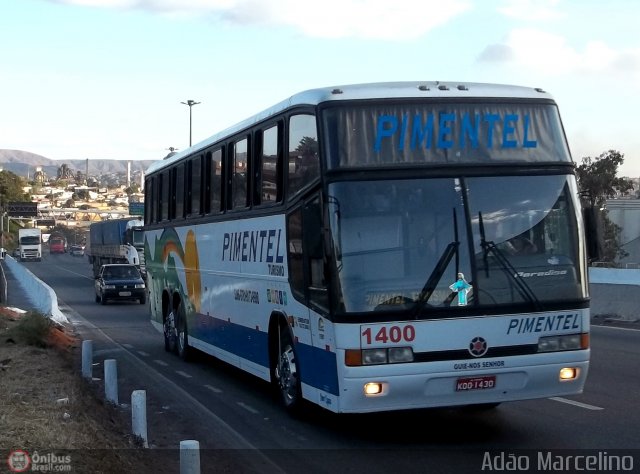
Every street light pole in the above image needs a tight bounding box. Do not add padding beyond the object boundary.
[180,100,201,147]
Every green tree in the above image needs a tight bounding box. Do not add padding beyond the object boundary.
[0,170,30,205]
[575,150,634,207]
[0,171,30,248]
[576,150,634,263]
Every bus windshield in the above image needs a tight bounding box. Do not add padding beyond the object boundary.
[327,174,586,315]
[323,101,571,169]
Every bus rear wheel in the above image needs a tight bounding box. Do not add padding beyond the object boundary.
[176,302,190,361]
[164,310,177,353]
[274,326,302,413]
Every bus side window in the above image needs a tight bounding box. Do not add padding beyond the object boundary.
[232,138,248,210]
[160,170,169,221]
[187,155,202,216]
[260,124,281,205]
[144,177,154,224]
[288,114,319,200]
[304,197,328,310]
[288,197,328,310]
[287,207,304,299]
[210,148,223,214]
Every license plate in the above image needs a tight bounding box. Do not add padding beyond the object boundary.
[119,291,131,296]
[455,375,496,391]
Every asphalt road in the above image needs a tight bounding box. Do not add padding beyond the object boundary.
[19,253,640,474]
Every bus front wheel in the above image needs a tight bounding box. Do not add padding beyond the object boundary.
[274,326,302,413]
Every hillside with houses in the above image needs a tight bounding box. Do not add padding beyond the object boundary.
[0,149,153,249]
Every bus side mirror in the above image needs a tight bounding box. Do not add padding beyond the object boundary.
[303,200,323,259]
[582,205,603,262]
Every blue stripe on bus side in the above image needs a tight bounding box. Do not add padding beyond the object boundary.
[192,313,339,396]
[296,342,339,396]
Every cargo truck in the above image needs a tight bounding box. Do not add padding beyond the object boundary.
[49,233,67,254]
[18,228,42,261]
[86,218,145,278]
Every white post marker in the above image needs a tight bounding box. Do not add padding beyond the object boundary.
[131,390,148,448]
[180,440,201,474]
[104,359,118,405]
[81,340,93,380]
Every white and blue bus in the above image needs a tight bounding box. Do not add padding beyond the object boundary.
[143,81,599,414]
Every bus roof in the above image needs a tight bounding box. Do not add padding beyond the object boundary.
[147,81,554,175]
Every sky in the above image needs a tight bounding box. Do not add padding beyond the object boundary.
[1,0,640,176]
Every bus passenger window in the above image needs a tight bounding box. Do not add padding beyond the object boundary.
[210,149,222,213]
[288,114,319,199]
[261,125,280,204]
[173,164,185,219]
[233,138,248,209]
[160,171,169,221]
[189,155,202,216]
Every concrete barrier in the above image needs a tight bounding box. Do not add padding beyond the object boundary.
[3,256,68,324]
[588,268,640,321]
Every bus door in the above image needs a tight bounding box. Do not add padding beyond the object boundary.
[287,195,329,348]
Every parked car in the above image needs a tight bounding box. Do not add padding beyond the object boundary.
[94,264,146,305]
[69,245,85,256]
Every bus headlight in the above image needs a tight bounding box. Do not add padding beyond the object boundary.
[538,334,585,352]
[388,347,414,363]
[346,347,414,366]
[362,348,388,365]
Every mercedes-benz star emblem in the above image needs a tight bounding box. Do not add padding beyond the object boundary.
[469,336,488,357]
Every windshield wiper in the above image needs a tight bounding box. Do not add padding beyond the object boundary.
[411,208,460,318]
[411,241,459,318]
[478,212,541,310]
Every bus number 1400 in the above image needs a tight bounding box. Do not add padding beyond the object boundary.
[361,325,416,345]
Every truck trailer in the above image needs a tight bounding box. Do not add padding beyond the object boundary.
[18,228,42,261]
[86,218,145,278]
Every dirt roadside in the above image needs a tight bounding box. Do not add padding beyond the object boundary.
[0,307,181,473]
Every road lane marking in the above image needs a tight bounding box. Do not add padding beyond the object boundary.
[592,324,640,332]
[176,370,192,378]
[137,350,150,357]
[550,397,603,410]
[204,384,222,393]
[122,343,134,349]
[153,360,168,366]
[94,348,125,356]
[237,402,259,414]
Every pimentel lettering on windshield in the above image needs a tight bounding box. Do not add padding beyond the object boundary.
[507,313,580,335]
[373,113,537,151]
[222,229,284,263]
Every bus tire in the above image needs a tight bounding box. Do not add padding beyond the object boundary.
[176,302,191,361]
[274,325,303,414]
[164,310,177,353]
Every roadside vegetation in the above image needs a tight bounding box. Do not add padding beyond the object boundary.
[0,307,176,473]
